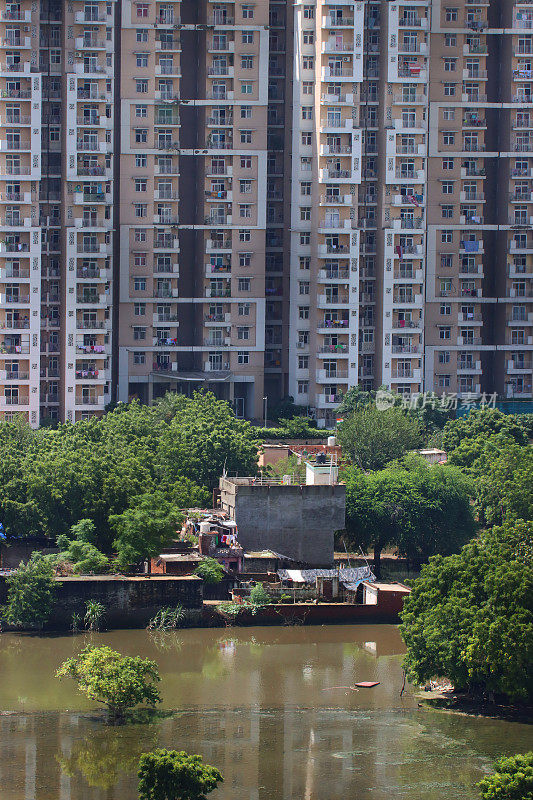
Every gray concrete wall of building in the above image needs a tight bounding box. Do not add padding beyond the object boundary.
[219,479,345,566]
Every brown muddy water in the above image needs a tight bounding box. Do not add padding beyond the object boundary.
[0,625,530,800]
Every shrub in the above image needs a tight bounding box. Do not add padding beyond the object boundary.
[477,752,533,800]
[2,551,56,629]
[138,749,223,800]
[249,583,271,606]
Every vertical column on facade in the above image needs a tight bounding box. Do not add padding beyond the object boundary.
[289,0,363,428]
[425,0,491,400]
[378,0,427,399]
[497,2,533,401]
[63,0,114,422]
[0,0,41,426]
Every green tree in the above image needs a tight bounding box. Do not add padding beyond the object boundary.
[337,404,423,470]
[194,558,225,584]
[477,753,533,800]
[110,493,182,569]
[442,408,529,455]
[56,645,161,721]
[400,520,533,702]
[138,749,223,800]
[343,461,474,576]
[2,551,56,628]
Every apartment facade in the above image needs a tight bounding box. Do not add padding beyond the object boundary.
[0,0,531,428]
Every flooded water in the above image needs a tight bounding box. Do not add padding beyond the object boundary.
[0,625,530,800]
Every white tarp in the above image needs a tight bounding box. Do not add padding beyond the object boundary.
[278,566,374,584]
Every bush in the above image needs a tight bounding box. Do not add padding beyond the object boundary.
[138,749,223,800]
[2,551,56,629]
[477,752,533,800]
[194,558,224,584]
[249,583,271,606]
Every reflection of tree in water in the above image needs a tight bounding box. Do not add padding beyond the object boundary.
[148,630,183,653]
[57,726,158,789]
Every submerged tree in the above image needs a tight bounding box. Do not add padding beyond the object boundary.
[138,749,223,800]
[56,645,161,722]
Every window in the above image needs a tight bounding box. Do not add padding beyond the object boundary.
[136,29,148,43]
[443,108,455,121]
[136,3,149,18]
[134,253,147,267]
[134,228,146,242]
[133,351,145,364]
[444,58,457,72]
[303,5,314,19]
[134,302,146,316]
[239,204,251,218]
[240,130,252,144]
[299,256,310,270]
[438,375,451,388]
[134,278,147,292]
[439,327,451,340]
[135,104,147,118]
[239,253,251,267]
[438,351,451,364]
[133,326,146,340]
[242,5,254,19]
[302,56,314,70]
[136,79,148,93]
[445,34,457,46]
[301,182,312,196]
[237,351,249,364]
[298,306,310,320]
[443,132,455,145]
[135,178,147,192]
[441,230,453,243]
[242,31,253,44]
[300,207,311,221]
[441,254,453,268]
[240,156,252,169]
[301,132,312,146]
[299,281,310,295]
[135,129,147,143]
[135,154,147,167]
[442,158,454,170]
[300,232,310,245]
[303,31,314,45]
[237,326,250,340]
[238,302,250,316]
[239,229,251,242]
[445,8,458,22]
[440,303,451,315]
[298,355,309,369]
[298,380,309,395]
[444,83,456,96]
[442,205,453,218]
[134,203,147,217]
[136,53,148,68]
[239,180,252,194]
[241,82,253,94]
[302,106,313,120]
[303,81,313,95]
[442,181,454,194]
[241,56,253,69]
[240,105,252,119]
[238,278,251,291]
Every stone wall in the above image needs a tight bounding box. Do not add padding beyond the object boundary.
[0,574,203,631]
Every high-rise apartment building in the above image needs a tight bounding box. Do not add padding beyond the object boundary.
[0,0,531,428]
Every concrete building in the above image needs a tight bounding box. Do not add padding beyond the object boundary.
[0,0,531,427]
[219,461,345,565]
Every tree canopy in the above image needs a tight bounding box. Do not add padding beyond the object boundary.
[342,459,475,575]
[337,403,423,470]
[0,392,258,557]
[400,520,533,702]
[56,645,161,721]
[477,752,533,800]
[138,749,223,800]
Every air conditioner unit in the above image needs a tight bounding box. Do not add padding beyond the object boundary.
[343,57,350,62]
